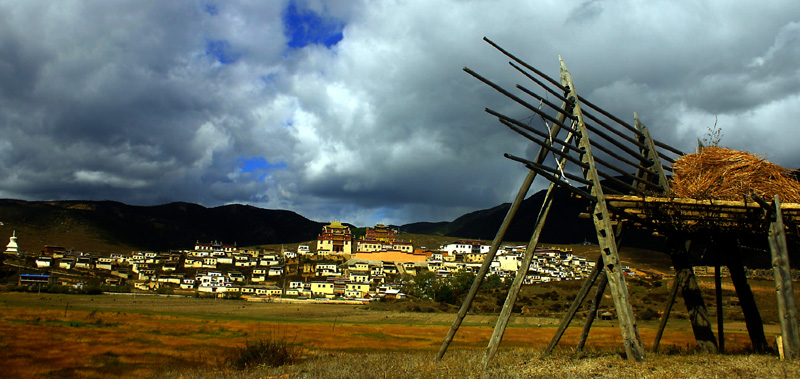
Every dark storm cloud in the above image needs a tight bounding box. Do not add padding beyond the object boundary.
[1,0,799,226]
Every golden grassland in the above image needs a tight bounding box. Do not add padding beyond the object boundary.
[1,292,797,378]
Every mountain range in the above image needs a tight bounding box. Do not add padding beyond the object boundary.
[0,186,599,254]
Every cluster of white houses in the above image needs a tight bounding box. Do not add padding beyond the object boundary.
[5,223,597,298]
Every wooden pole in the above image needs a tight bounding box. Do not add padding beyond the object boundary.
[560,56,644,361]
[652,269,687,352]
[435,170,534,360]
[725,242,769,353]
[542,255,604,356]
[671,240,718,353]
[715,262,725,353]
[482,182,558,367]
[767,196,800,360]
[436,73,571,360]
[577,272,608,351]
[558,221,624,354]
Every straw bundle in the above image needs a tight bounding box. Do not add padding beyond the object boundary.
[670,146,800,203]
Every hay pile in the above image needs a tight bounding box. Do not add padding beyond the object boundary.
[670,146,800,203]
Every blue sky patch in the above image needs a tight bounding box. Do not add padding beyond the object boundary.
[239,157,286,174]
[204,4,218,16]
[282,0,344,49]
[205,39,240,64]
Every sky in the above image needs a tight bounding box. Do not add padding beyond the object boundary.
[1,1,799,227]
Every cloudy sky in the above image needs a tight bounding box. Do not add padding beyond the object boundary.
[1,1,799,226]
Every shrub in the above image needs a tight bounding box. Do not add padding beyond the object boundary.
[637,307,659,321]
[222,292,242,300]
[228,339,300,370]
[156,286,174,295]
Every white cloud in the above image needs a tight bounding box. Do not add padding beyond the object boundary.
[1,0,799,225]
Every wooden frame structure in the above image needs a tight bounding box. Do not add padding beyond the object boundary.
[435,38,800,365]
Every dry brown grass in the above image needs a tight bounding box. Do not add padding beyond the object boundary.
[158,349,800,379]
[671,146,800,203]
[1,283,795,378]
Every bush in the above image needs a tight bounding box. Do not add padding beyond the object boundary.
[156,286,174,295]
[228,339,300,370]
[222,292,242,300]
[637,307,660,321]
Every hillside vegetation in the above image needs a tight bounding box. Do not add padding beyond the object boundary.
[0,199,324,253]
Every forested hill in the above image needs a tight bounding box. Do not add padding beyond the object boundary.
[0,199,325,253]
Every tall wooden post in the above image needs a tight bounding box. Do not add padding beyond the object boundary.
[560,57,644,361]
[541,255,604,356]
[724,240,768,353]
[670,239,718,353]
[436,94,569,361]
[767,196,800,360]
[652,269,687,352]
[577,272,608,351]
[715,262,725,353]
[436,169,534,360]
[483,183,559,367]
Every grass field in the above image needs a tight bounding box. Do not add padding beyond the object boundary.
[1,292,796,378]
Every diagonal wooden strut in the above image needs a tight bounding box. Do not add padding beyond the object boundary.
[435,98,569,361]
[482,110,580,367]
[560,56,645,361]
[544,221,624,356]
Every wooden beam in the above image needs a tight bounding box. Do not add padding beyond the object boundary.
[435,169,535,361]
[652,268,687,352]
[767,196,800,360]
[437,71,574,361]
[542,255,604,355]
[715,262,725,353]
[577,271,608,352]
[671,241,719,353]
[483,119,581,367]
[725,242,769,353]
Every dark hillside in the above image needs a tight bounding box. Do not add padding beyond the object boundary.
[0,199,324,253]
[399,187,598,244]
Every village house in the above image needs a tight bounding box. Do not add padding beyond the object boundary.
[59,257,76,270]
[111,268,129,279]
[349,271,369,283]
[138,269,156,281]
[156,274,183,285]
[185,256,203,268]
[235,257,257,267]
[202,257,218,268]
[135,281,160,291]
[180,278,195,290]
[251,268,267,283]
[194,241,237,253]
[259,255,280,266]
[227,271,245,282]
[316,263,339,277]
[216,256,234,265]
[197,271,231,292]
[96,257,114,270]
[162,262,179,272]
[76,256,93,270]
[345,282,370,298]
[310,281,335,297]
[35,256,52,268]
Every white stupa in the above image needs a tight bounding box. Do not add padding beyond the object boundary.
[5,231,19,255]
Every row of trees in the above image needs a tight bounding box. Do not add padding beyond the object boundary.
[400,271,509,305]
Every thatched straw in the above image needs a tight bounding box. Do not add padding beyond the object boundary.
[670,146,800,203]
